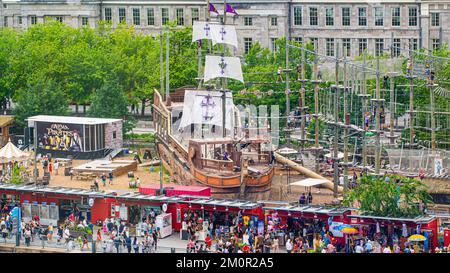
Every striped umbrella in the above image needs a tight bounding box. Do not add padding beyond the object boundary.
[408,234,426,242]
[341,227,359,235]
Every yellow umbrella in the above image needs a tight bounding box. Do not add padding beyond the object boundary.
[408,234,426,242]
[341,227,359,235]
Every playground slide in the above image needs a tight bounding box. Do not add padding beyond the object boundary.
[275,153,343,193]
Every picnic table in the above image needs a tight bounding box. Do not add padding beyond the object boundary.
[74,172,96,181]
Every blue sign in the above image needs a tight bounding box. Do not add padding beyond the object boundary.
[11,207,22,232]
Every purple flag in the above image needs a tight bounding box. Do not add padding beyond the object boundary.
[225,4,239,16]
[209,3,219,14]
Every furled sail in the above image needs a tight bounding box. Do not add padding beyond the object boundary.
[204,55,244,83]
[178,90,234,131]
[210,24,238,48]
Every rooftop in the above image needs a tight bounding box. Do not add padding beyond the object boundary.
[27,115,122,125]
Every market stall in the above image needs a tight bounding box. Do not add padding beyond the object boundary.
[348,214,439,252]
[179,197,263,241]
[263,204,353,248]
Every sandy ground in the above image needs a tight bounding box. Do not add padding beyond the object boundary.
[268,167,336,205]
[34,156,170,193]
[26,156,336,204]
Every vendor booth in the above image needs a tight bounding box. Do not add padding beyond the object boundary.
[27,115,123,159]
[348,214,439,252]
[179,198,263,240]
[263,204,353,248]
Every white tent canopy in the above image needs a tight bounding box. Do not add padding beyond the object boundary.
[0,139,31,163]
[276,147,298,155]
[290,178,330,187]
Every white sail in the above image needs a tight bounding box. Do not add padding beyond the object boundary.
[210,24,238,48]
[204,55,244,83]
[178,90,234,132]
[192,21,217,42]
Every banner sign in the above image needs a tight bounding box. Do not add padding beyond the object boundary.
[36,121,84,152]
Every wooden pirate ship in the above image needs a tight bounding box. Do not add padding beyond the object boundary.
[152,8,274,197]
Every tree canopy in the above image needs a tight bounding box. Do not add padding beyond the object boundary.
[343,174,433,218]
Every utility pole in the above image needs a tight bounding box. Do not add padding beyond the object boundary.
[374,56,382,175]
[429,51,436,152]
[300,38,307,150]
[285,36,291,146]
[312,51,321,173]
[408,49,415,173]
[343,56,349,193]
[389,72,396,145]
[361,52,368,168]
[333,41,340,198]
[165,31,170,102]
[160,31,164,99]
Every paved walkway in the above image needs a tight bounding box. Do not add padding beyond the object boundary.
[0,231,187,253]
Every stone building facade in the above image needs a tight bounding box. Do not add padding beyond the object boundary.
[0,0,448,57]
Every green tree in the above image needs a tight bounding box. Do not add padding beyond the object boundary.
[13,79,69,128]
[343,174,433,218]
[87,79,136,133]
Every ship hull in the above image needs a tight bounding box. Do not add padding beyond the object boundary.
[157,141,273,198]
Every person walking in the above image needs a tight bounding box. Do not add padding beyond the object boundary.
[114,234,121,253]
[101,174,107,187]
[133,236,139,253]
[108,172,113,185]
[47,223,53,242]
[24,227,31,247]
[125,235,132,253]
[54,161,59,175]
[286,238,293,253]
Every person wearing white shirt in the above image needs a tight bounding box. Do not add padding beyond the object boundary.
[286,239,293,253]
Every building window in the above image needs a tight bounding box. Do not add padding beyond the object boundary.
[55,16,63,23]
[325,7,334,26]
[293,6,302,26]
[31,16,37,25]
[375,39,384,57]
[326,38,335,57]
[374,7,384,26]
[176,8,184,26]
[310,37,318,52]
[342,38,351,57]
[409,38,418,51]
[82,17,88,26]
[358,38,367,56]
[147,8,155,26]
[132,8,140,25]
[432,39,440,51]
[113,131,117,139]
[191,8,199,25]
[309,7,318,26]
[270,38,279,52]
[358,7,367,26]
[408,7,417,26]
[392,38,401,57]
[431,13,440,27]
[104,8,112,22]
[342,7,350,26]
[161,8,169,25]
[271,16,277,26]
[244,37,253,54]
[244,16,253,26]
[391,7,400,26]
[119,8,126,23]
[293,37,303,44]
[18,16,22,25]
